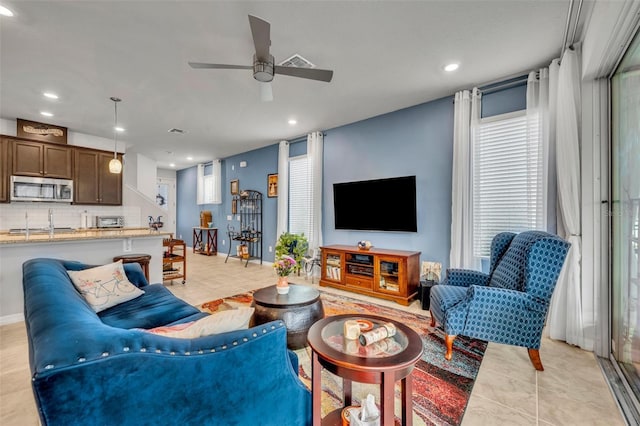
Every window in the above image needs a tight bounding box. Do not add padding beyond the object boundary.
[472,110,543,257]
[288,155,311,238]
[197,161,221,205]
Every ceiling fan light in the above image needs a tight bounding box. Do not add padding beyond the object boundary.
[253,54,274,82]
[109,158,122,174]
[260,82,273,102]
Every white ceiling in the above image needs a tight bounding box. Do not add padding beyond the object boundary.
[0,1,581,170]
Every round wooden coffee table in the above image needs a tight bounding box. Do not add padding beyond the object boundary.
[307,314,423,426]
[251,283,324,349]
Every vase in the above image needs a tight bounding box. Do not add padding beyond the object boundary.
[276,276,290,294]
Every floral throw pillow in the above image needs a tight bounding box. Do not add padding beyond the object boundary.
[67,260,145,313]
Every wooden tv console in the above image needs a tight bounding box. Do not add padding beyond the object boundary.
[319,245,421,306]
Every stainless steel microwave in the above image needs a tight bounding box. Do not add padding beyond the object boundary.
[10,176,73,203]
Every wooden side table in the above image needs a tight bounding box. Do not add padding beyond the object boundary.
[113,253,151,282]
[192,227,218,256]
[307,314,423,426]
[162,238,186,284]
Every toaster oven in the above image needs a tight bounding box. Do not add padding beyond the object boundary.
[96,216,124,228]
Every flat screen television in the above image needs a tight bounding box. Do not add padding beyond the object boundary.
[333,175,417,232]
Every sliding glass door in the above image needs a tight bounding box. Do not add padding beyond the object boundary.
[611,28,640,400]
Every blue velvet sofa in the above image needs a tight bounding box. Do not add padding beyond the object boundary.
[23,258,311,425]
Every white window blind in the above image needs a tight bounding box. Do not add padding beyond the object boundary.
[472,110,543,257]
[289,155,311,238]
[197,161,221,205]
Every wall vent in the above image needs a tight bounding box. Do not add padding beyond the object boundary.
[168,128,185,134]
[278,54,315,68]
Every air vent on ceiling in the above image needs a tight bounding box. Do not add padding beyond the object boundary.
[278,54,315,68]
[168,128,185,134]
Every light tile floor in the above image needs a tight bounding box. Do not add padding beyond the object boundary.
[0,252,625,425]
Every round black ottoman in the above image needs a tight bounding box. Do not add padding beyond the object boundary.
[251,284,324,349]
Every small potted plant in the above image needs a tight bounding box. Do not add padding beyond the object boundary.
[273,255,297,294]
[275,232,308,275]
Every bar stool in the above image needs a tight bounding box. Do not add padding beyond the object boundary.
[113,254,152,282]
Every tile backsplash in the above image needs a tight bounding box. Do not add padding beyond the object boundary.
[0,203,141,230]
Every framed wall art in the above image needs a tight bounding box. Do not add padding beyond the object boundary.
[267,173,278,198]
[230,179,239,195]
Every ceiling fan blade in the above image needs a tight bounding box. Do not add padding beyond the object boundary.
[274,66,333,82]
[248,15,271,61]
[189,62,252,70]
[260,82,273,102]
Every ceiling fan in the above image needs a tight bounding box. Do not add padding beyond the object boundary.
[189,15,334,101]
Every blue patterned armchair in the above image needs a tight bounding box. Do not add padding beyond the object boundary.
[430,231,570,370]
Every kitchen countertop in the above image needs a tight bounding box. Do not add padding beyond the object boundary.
[0,228,172,245]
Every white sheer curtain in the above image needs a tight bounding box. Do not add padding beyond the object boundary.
[450,88,481,269]
[548,48,586,348]
[210,160,222,204]
[307,131,323,255]
[196,163,205,205]
[526,66,557,232]
[276,141,289,239]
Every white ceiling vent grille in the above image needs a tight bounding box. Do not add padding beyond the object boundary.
[168,128,185,134]
[278,54,315,68]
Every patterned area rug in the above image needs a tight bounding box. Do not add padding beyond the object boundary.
[200,289,486,426]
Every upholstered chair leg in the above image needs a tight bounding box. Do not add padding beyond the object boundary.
[445,334,456,360]
[429,310,436,327]
[528,348,544,371]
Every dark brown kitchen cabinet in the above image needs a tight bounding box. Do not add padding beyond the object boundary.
[73,148,122,205]
[12,139,73,179]
[0,138,9,202]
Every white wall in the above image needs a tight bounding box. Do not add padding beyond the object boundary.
[137,154,157,200]
[123,151,158,201]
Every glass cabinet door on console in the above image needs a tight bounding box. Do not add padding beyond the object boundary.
[377,256,405,295]
[322,251,343,284]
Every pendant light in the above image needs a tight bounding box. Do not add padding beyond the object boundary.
[109,96,123,174]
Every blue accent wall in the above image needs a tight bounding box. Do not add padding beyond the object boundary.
[176,84,527,272]
[323,96,454,270]
[222,145,279,262]
[176,165,227,244]
[177,146,279,261]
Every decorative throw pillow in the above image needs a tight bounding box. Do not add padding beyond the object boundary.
[143,307,255,339]
[67,260,145,313]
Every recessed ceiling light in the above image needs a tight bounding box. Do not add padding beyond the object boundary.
[169,163,176,168]
[43,92,59,99]
[0,6,14,17]
[40,111,53,117]
[115,127,125,132]
[444,63,459,72]
[288,119,297,125]
[186,156,193,161]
